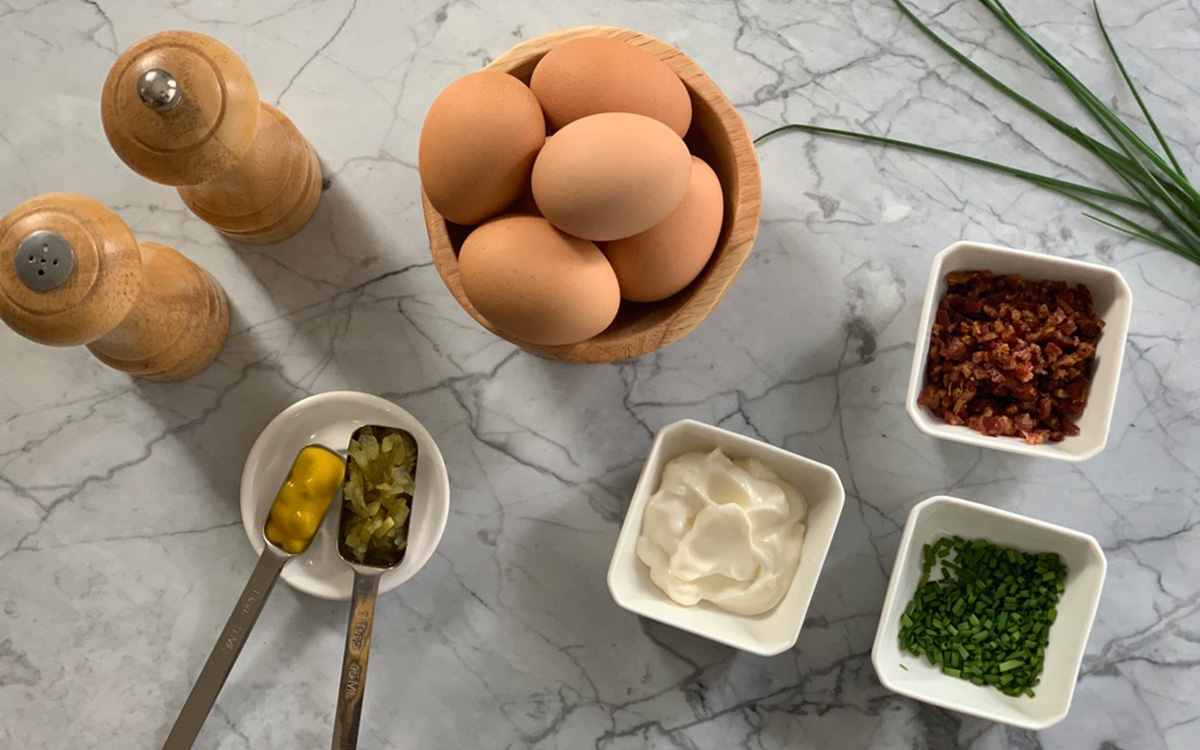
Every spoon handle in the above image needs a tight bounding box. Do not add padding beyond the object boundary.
[162,549,288,750]
[332,571,382,750]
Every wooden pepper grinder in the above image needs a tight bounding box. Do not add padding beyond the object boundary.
[101,30,323,245]
[0,193,230,381]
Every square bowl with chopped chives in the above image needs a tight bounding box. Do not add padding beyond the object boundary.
[872,496,1106,730]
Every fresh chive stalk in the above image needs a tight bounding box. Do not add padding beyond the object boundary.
[753,0,1199,265]
[897,535,1067,697]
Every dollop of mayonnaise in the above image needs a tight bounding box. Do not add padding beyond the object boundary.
[635,448,807,616]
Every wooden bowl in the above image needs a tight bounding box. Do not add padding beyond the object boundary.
[421,26,762,363]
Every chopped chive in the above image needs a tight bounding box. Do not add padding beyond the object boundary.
[895,534,1066,699]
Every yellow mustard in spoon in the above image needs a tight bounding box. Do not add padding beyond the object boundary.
[162,445,345,750]
[265,445,346,553]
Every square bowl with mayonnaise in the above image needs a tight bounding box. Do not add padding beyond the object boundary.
[607,419,845,656]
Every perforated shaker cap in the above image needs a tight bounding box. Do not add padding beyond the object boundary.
[0,194,142,346]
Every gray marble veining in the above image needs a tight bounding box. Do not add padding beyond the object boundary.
[1,0,1198,748]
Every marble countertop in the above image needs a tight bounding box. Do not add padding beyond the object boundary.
[1,0,1198,748]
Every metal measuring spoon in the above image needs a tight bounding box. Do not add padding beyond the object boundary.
[163,445,345,750]
[330,428,416,750]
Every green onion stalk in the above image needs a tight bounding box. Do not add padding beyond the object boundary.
[755,0,1199,265]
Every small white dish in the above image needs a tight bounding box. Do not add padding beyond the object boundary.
[872,495,1106,730]
[906,241,1133,461]
[239,391,450,600]
[607,419,845,656]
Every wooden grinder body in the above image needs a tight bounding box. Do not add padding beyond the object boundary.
[101,31,322,245]
[0,193,229,381]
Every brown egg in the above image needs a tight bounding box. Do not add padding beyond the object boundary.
[530,37,692,137]
[419,72,545,225]
[458,215,620,345]
[601,157,724,302]
[532,113,691,242]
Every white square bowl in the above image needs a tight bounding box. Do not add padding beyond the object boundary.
[872,496,1107,730]
[607,419,845,656]
[906,241,1133,461]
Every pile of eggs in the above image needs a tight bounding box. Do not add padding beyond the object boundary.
[419,37,725,346]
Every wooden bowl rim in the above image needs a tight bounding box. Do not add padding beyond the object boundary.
[422,25,762,363]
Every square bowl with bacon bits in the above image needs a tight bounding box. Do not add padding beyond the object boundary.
[906,241,1132,462]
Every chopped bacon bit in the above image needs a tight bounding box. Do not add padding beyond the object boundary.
[919,270,1104,444]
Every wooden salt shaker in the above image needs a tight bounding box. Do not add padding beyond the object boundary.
[0,193,230,381]
[101,31,323,245]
